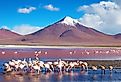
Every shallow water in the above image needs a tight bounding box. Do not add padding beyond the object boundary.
[0,69,121,82]
[0,61,121,82]
[0,47,121,60]
[0,48,121,82]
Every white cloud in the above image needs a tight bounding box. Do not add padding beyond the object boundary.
[44,4,59,11]
[0,26,10,29]
[79,14,103,30]
[18,7,36,14]
[111,0,121,6]
[78,1,121,35]
[12,24,42,35]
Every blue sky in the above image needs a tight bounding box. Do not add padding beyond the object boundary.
[0,0,102,27]
[0,0,121,35]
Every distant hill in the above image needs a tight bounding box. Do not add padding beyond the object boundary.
[0,28,22,44]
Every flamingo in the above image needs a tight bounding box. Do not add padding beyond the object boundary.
[69,51,73,55]
[31,57,44,73]
[86,51,90,55]
[22,58,28,66]
[95,50,99,54]
[73,61,79,67]
[92,66,97,71]
[78,61,86,71]
[9,60,15,67]
[14,51,18,54]
[70,61,80,71]
[29,58,42,74]
[3,63,12,72]
[38,51,41,54]
[46,61,54,71]
[8,60,16,71]
[19,62,26,71]
[56,59,65,72]
[66,62,75,72]
[61,61,68,72]
[8,59,20,71]
[100,65,106,74]
[92,66,97,74]
[39,61,45,68]
[106,51,109,54]
[18,59,28,72]
[44,51,48,55]
[14,60,21,71]
[2,51,5,55]
[53,61,59,72]
[109,66,113,71]
[35,54,39,60]
[109,65,113,74]
[44,63,53,72]
[32,62,41,74]
[80,62,88,71]
[53,61,58,66]
[53,59,64,72]
[34,51,38,54]
[74,50,76,54]
[28,58,33,72]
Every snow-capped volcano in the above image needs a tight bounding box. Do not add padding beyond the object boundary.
[20,16,118,46]
[59,16,81,26]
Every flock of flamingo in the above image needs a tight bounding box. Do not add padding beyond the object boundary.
[2,50,115,75]
[3,56,88,74]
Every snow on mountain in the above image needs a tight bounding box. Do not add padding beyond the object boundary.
[59,16,81,26]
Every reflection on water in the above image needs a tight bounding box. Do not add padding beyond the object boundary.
[31,76,40,82]
[4,75,12,81]
[1,70,121,82]
[56,72,63,80]
[16,75,24,82]
[92,74,97,80]
[0,60,121,82]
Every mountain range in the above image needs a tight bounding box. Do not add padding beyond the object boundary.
[1,16,121,46]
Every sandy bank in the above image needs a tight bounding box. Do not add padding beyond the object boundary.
[1,45,121,49]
